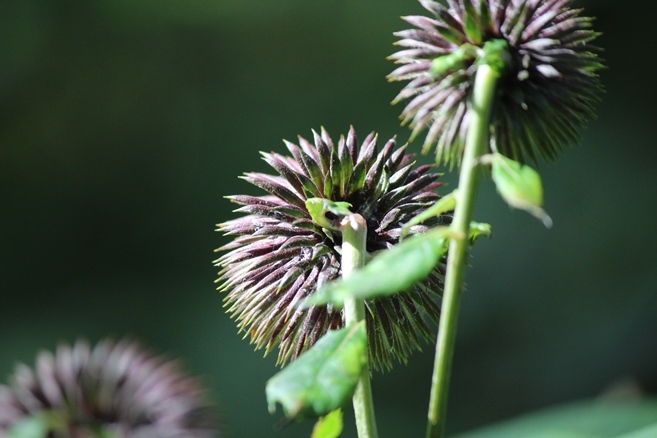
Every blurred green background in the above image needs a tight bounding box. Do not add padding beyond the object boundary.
[1,0,655,436]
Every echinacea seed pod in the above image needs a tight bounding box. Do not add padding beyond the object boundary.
[215,127,451,371]
[0,339,219,437]
[388,0,604,166]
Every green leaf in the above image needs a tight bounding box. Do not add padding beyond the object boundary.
[617,422,657,438]
[490,153,552,228]
[454,399,657,438]
[311,409,343,438]
[305,198,353,231]
[8,412,67,438]
[401,190,458,239]
[266,323,367,419]
[304,227,457,307]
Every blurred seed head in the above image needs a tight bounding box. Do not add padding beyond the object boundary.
[389,0,604,166]
[0,339,219,437]
[215,127,450,371]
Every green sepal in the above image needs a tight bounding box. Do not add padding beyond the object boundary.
[346,159,368,195]
[478,0,492,32]
[469,221,492,242]
[328,146,342,198]
[300,149,325,195]
[311,409,343,438]
[323,173,334,200]
[434,24,465,46]
[305,198,353,231]
[337,142,354,198]
[465,16,482,45]
[489,153,552,228]
[304,227,457,307]
[266,323,367,419]
[401,189,458,239]
[462,0,482,45]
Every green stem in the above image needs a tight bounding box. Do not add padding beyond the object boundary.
[426,64,499,438]
[341,214,378,438]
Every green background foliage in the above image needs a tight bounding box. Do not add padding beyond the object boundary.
[1,1,655,436]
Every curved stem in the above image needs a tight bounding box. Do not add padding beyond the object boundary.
[341,214,378,438]
[426,64,499,438]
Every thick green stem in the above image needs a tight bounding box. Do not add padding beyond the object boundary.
[426,64,499,438]
[341,214,378,438]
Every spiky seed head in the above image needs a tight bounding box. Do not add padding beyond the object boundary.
[0,339,219,437]
[388,0,604,166]
[215,127,450,371]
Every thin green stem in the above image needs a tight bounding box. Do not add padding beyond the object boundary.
[426,64,500,438]
[341,214,378,438]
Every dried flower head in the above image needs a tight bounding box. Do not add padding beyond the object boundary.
[388,0,604,165]
[0,339,219,437]
[215,127,450,371]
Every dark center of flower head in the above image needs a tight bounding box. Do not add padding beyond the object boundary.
[216,126,451,371]
[389,0,604,166]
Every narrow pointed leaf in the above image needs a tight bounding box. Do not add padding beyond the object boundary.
[311,409,343,438]
[491,153,552,227]
[402,189,458,238]
[305,227,457,307]
[266,323,367,419]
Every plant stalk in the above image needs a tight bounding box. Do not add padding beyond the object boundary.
[341,214,378,438]
[426,64,499,438]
